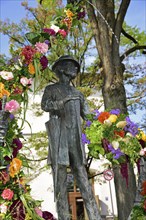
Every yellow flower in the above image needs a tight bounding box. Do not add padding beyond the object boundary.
[9,158,22,178]
[28,63,35,74]
[142,132,146,142]
[108,114,118,123]
[116,121,127,128]
[137,130,146,142]
[65,9,74,18]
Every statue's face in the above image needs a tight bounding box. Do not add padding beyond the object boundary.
[58,61,79,79]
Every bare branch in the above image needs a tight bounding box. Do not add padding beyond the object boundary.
[114,0,131,42]
[122,28,138,44]
[120,45,146,61]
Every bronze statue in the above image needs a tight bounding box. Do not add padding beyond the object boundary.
[41,55,101,220]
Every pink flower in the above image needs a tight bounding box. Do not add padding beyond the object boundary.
[5,100,20,113]
[1,189,14,200]
[58,29,67,38]
[0,71,14,80]
[35,207,43,217]
[140,149,146,156]
[35,42,48,54]
[20,77,33,86]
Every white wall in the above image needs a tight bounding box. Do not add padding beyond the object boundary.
[20,91,118,218]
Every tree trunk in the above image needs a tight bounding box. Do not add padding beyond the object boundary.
[114,164,136,220]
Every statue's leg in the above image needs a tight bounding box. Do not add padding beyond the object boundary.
[72,165,101,220]
[55,164,71,220]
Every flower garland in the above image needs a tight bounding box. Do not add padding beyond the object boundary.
[0,3,85,220]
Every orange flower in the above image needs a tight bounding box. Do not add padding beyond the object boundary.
[98,112,110,123]
[141,181,146,196]
[0,83,10,98]
[9,158,22,178]
[114,130,125,138]
[65,9,74,18]
[28,63,35,74]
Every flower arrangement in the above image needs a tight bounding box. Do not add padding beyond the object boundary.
[82,109,146,183]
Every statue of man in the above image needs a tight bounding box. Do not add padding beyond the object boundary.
[41,55,101,220]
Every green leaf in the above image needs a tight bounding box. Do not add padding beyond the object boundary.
[25,32,41,45]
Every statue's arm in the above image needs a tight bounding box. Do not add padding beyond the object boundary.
[80,93,90,120]
[41,86,64,112]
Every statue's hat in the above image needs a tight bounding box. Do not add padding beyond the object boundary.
[52,55,80,73]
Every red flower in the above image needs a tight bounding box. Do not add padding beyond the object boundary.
[98,112,110,123]
[114,130,125,138]
[21,45,36,64]
[1,188,14,200]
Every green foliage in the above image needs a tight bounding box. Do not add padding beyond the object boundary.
[131,197,146,220]
[121,22,146,54]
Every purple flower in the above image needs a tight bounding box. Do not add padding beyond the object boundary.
[40,55,48,70]
[44,40,51,47]
[9,114,15,120]
[102,138,110,153]
[124,116,139,136]
[42,211,55,220]
[12,55,19,63]
[110,109,121,115]
[11,138,23,157]
[77,10,86,20]
[108,144,124,159]
[81,133,90,145]
[85,120,92,127]
[113,149,125,159]
[43,28,56,36]
[93,109,100,119]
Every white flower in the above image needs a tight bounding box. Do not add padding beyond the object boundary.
[139,149,145,156]
[0,71,14,80]
[104,119,112,126]
[112,141,119,150]
[0,203,7,214]
[50,24,60,33]
[126,132,133,137]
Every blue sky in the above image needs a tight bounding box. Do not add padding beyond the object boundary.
[0,0,145,56]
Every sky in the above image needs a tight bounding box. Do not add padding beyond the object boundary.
[0,0,146,56]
